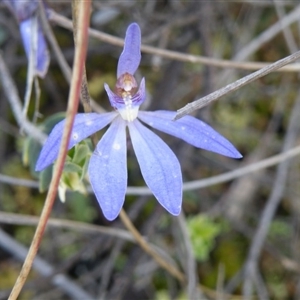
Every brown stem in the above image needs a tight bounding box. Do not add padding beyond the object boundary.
[8,2,91,299]
[119,209,186,283]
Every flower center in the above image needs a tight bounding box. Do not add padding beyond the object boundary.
[115,73,139,122]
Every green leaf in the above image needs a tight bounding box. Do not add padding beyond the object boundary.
[80,156,90,181]
[187,214,222,262]
[72,144,90,165]
[39,166,53,192]
[63,162,82,173]
[60,172,86,194]
[22,136,42,176]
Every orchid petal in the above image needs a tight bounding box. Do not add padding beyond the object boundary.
[131,77,146,106]
[35,112,118,171]
[138,110,242,159]
[20,16,50,77]
[88,116,127,221]
[128,120,182,216]
[104,83,123,109]
[117,23,141,78]
[104,77,146,109]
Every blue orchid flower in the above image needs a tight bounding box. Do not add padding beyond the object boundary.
[36,23,242,221]
[3,0,49,77]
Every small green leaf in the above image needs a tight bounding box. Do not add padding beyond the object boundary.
[187,214,222,262]
[80,156,90,181]
[23,136,42,176]
[72,144,90,165]
[39,166,53,192]
[63,162,82,173]
[61,172,86,194]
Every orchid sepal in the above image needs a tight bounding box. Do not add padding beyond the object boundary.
[117,23,141,78]
[88,116,127,221]
[138,110,242,159]
[128,120,182,216]
[35,112,117,172]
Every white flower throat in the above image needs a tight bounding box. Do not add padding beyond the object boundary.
[119,92,139,122]
[115,73,139,122]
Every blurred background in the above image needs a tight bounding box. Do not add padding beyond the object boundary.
[0,1,300,299]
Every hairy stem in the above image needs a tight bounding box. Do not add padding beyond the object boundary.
[8,2,91,299]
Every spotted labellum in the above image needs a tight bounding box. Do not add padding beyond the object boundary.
[36,23,242,221]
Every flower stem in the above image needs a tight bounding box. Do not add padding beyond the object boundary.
[8,2,91,299]
[72,0,99,148]
[72,0,91,114]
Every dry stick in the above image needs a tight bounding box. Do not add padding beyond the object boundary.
[0,210,182,276]
[127,222,240,300]
[126,143,300,194]
[244,94,300,298]
[0,215,260,300]
[48,10,300,73]
[177,213,201,299]
[72,4,184,281]
[119,209,186,283]
[38,3,104,114]
[38,2,71,82]
[0,228,93,300]
[52,2,186,287]
[7,2,91,299]
[0,53,46,144]
[273,1,298,54]
[215,3,300,90]
[7,201,297,279]
[244,138,299,296]
[3,141,300,195]
[242,66,300,300]
[72,0,91,114]
[0,211,135,242]
[71,4,166,280]
[79,3,188,284]
[71,0,100,148]
[242,10,300,297]
[175,50,300,120]
[233,3,300,62]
